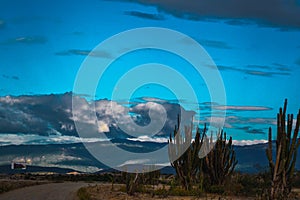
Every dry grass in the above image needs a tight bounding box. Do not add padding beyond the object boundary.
[0,180,48,194]
[81,183,255,200]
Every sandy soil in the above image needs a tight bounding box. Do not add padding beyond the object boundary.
[0,182,91,200]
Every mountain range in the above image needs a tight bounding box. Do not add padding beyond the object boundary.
[0,140,299,174]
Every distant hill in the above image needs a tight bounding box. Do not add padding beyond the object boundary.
[0,140,299,174]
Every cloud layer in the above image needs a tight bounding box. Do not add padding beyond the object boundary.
[124,11,165,20]
[117,0,300,28]
[0,36,47,45]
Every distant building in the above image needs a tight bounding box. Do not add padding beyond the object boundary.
[11,162,26,170]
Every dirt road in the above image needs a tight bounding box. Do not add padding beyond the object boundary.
[0,182,90,200]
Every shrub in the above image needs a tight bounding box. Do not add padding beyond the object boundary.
[77,187,91,200]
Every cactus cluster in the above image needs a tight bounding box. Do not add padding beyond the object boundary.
[168,116,206,191]
[266,99,300,199]
[203,130,238,185]
[169,115,237,190]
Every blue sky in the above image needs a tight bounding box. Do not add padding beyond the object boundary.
[0,0,300,143]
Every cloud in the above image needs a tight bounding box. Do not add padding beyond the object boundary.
[233,139,267,146]
[0,133,108,146]
[139,97,168,103]
[55,49,112,58]
[180,37,233,50]
[213,64,291,77]
[124,11,165,20]
[0,36,47,45]
[235,126,266,134]
[213,105,272,111]
[127,135,168,143]
[272,63,291,72]
[119,158,151,166]
[117,0,300,28]
[0,93,193,143]
[2,74,20,80]
[246,64,291,76]
[199,101,272,112]
[0,92,75,135]
[199,39,233,49]
[224,19,253,26]
[199,115,276,130]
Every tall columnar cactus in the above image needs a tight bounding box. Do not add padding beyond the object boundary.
[203,130,237,185]
[168,115,206,191]
[266,99,300,199]
[121,171,140,195]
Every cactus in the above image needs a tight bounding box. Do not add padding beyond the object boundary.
[266,99,300,199]
[121,171,140,195]
[203,130,238,185]
[168,115,206,191]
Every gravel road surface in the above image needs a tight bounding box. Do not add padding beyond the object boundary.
[0,182,90,200]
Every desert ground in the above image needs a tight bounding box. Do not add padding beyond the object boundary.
[1,180,300,200]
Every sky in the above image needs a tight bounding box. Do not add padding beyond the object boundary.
[0,0,300,146]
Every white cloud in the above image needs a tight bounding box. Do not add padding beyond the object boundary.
[0,134,108,146]
[119,159,151,167]
[0,95,21,104]
[127,135,168,143]
[97,121,110,133]
[233,139,267,146]
[141,97,167,103]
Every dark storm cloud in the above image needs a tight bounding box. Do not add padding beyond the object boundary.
[116,0,300,28]
[55,49,112,58]
[2,74,19,80]
[0,36,47,45]
[124,11,165,20]
[0,93,193,138]
[0,93,74,136]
